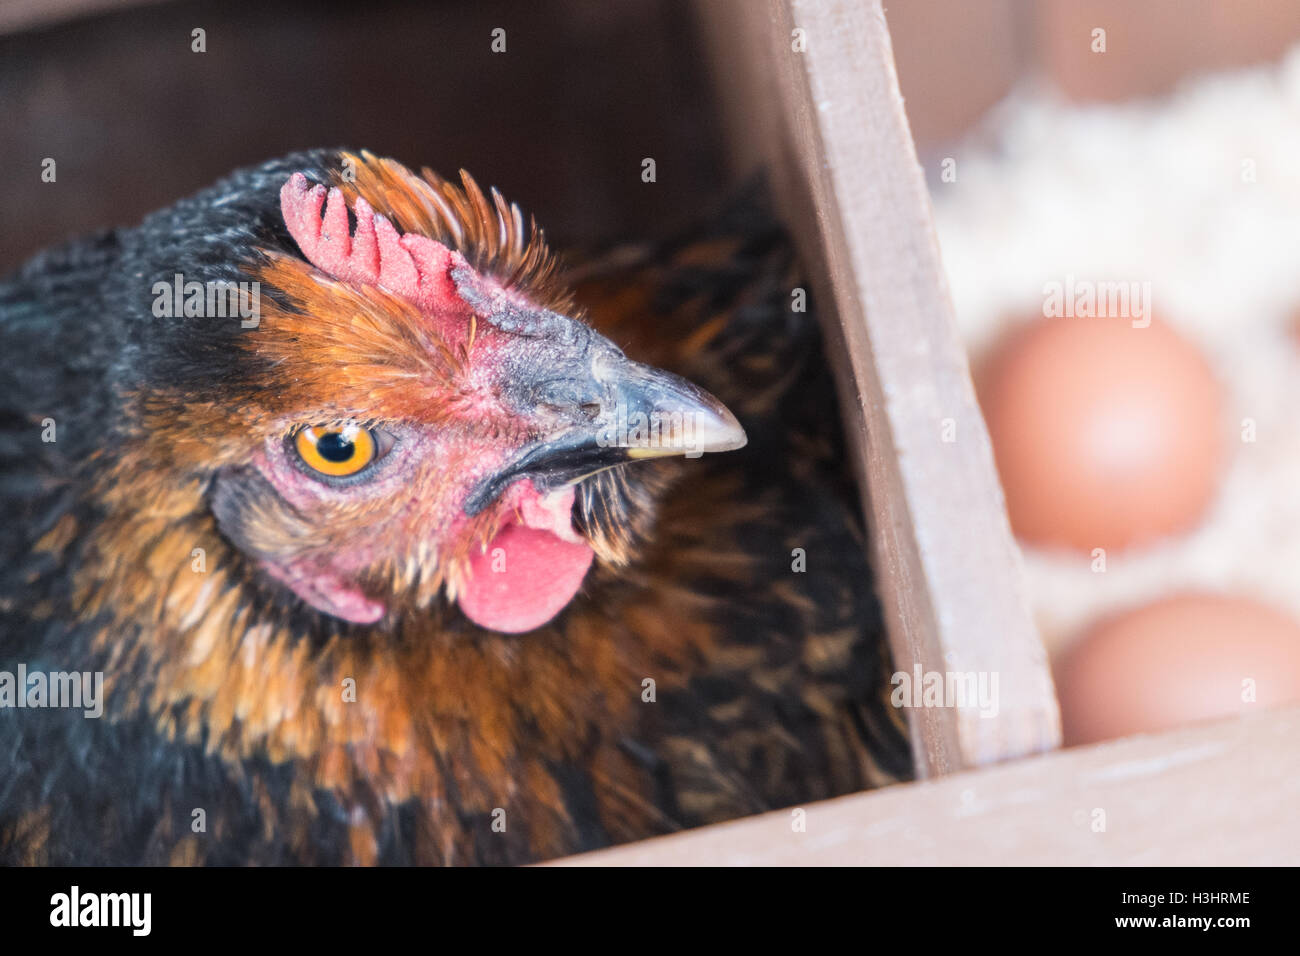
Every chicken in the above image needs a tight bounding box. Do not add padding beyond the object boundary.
[0,149,910,865]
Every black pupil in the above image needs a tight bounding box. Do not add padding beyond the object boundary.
[316,431,355,463]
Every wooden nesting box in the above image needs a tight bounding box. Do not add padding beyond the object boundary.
[559,0,1300,866]
[5,0,1295,867]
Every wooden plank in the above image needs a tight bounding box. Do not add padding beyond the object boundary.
[697,0,1060,774]
[556,704,1300,865]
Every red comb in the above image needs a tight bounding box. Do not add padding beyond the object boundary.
[279,172,461,313]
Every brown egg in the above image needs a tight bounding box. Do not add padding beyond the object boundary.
[1056,594,1300,746]
[978,315,1224,552]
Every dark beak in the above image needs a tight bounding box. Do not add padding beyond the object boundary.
[464,347,746,516]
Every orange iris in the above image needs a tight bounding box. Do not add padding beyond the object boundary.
[294,425,377,477]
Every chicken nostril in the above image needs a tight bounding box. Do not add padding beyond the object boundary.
[536,399,602,423]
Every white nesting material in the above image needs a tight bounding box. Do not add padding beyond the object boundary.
[932,47,1300,652]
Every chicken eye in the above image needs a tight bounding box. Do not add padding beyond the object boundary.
[294,425,377,477]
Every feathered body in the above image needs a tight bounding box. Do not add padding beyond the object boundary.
[0,150,909,864]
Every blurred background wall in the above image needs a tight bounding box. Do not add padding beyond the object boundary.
[4,0,1299,272]
[886,0,1300,151]
[0,0,724,271]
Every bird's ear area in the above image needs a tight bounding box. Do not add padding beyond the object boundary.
[211,465,388,625]
[280,172,470,318]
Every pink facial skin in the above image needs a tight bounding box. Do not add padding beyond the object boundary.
[260,558,387,625]
[250,424,595,633]
[252,171,600,633]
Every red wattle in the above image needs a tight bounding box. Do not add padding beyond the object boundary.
[458,522,594,634]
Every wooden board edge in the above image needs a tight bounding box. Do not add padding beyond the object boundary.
[551,704,1300,865]
[698,0,1063,771]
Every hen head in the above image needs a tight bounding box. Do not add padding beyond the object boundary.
[138,151,744,635]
